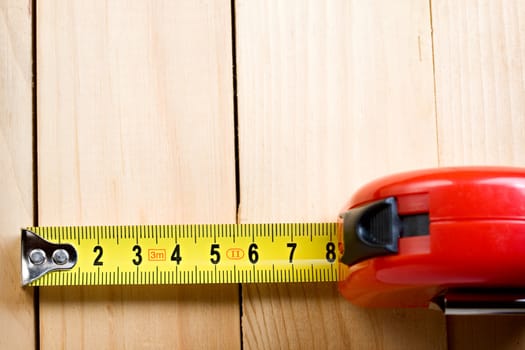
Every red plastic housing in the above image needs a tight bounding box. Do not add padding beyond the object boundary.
[337,167,525,308]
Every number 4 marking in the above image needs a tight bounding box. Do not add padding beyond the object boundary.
[287,242,297,263]
[171,244,182,264]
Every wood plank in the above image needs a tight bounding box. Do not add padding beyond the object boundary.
[433,0,525,166]
[236,1,446,348]
[0,1,34,349]
[37,1,239,348]
[432,1,525,349]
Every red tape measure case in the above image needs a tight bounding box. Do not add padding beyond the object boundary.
[337,167,525,308]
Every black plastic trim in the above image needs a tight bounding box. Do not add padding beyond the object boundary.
[340,197,401,266]
[340,197,430,266]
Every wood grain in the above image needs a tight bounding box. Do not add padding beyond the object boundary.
[433,0,525,166]
[37,1,239,348]
[236,1,446,348]
[0,1,34,348]
[432,1,525,349]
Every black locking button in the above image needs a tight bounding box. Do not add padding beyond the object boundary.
[340,197,430,266]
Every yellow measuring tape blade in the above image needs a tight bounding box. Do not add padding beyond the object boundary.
[25,223,340,286]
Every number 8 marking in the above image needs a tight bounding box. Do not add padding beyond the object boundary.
[325,242,336,263]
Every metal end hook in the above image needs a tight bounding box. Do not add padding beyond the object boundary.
[21,229,77,285]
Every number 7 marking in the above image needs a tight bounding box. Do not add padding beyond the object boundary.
[287,243,297,263]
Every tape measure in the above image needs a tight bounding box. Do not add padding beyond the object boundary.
[21,167,525,315]
[22,223,340,286]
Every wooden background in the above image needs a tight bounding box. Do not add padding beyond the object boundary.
[1,0,525,348]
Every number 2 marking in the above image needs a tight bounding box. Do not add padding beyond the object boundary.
[93,245,103,266]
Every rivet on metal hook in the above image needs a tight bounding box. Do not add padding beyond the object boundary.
[52,249,69,265]
[29,249,46,265]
